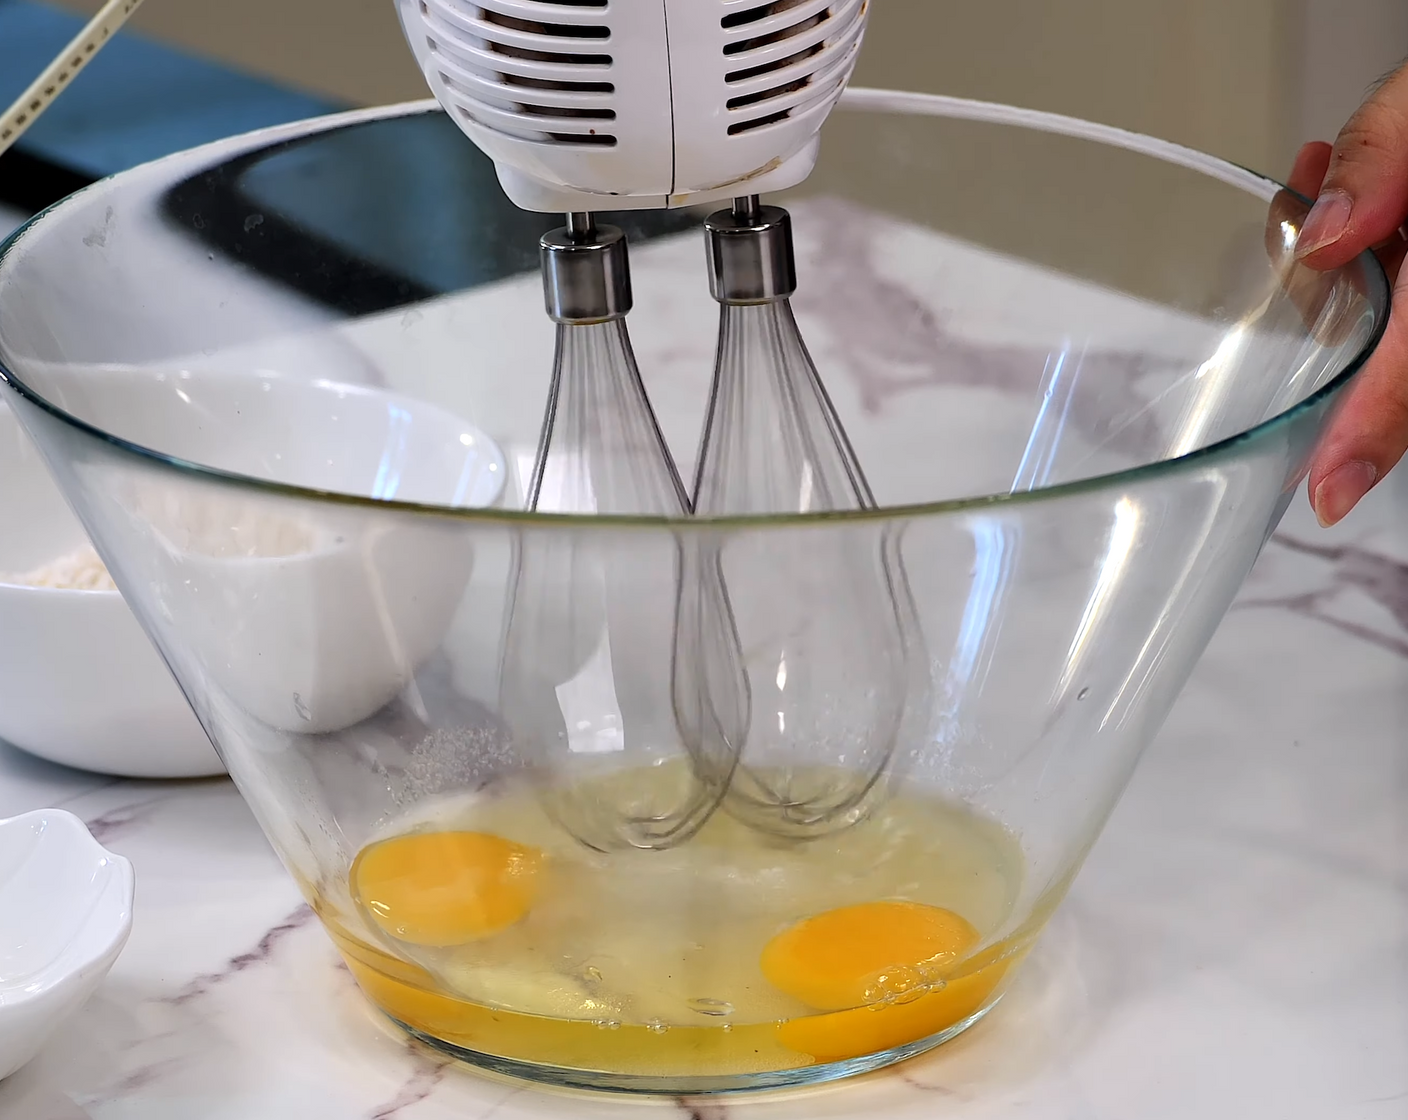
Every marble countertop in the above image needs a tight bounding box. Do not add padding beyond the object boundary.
[0,463,1402,1120]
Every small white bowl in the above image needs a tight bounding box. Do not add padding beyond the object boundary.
[0,809,134,1082]
[0,403,222,778]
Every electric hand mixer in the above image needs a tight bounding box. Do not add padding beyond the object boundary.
[395,0,867,212]
[395,0,923,849]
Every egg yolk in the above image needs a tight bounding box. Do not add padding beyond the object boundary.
[761,900,980,1012]
[352,831,543,947]
[775,955,1014,1063]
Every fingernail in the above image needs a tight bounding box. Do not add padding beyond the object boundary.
[1295,190,1353,259]
[1313,460,1377,526]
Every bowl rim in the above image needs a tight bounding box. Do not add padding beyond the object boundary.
[0,89,1392,530]
[0,579,121,596]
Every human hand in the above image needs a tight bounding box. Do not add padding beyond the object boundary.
[1291,62,1408,526]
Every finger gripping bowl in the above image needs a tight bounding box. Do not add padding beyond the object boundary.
[0,92,1388,1095]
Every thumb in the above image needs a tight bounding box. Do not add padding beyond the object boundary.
[1296,63,1408,269]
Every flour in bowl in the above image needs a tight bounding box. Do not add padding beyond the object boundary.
[0,544,117,591]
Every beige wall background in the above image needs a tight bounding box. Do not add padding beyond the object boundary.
[52,0,1408,180]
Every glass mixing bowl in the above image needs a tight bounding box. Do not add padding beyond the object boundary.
[0,90,1388,1095]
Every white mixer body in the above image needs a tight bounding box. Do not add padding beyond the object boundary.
[396,0,870,212]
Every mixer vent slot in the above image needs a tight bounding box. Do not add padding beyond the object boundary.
[501,73,614,94]
[480,9,609,38]
[484,41,612,66]
[721,0,866,136]
[456,106,618,146]
[421,0,618,147]
[724,4,828,54]
[727,75,810,111]
[726,42,824,86]
[722,0,815,28]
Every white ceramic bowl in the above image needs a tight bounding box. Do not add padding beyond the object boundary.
[6,367,507,742]
[0,403,222,777]
[63,367,507,734]
[0,809,134,1081]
